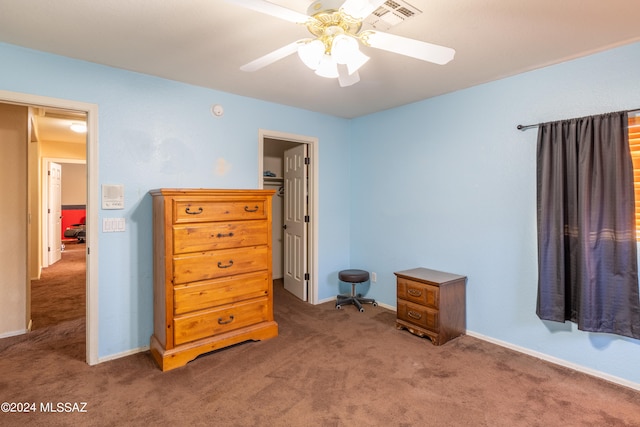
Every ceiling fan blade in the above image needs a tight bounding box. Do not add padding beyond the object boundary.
[240,40,303,72]
[341,0,387,20]
[225,0,310,24]
[363,31,456,65]
[337,64,360,87]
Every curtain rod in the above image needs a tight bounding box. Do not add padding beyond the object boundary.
[516,108,640,131]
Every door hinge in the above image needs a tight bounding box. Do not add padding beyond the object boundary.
[304,273,310,281]
[304,215,310,223]
[304,157,310,165]
[47,246,50,252]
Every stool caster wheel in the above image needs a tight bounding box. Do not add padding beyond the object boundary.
[336,304,342,310]
[359,307,365,313]
[372,302,378,307]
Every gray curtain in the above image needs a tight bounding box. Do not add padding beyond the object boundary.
[536,111,640,339]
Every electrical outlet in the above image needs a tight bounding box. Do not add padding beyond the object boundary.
[371,272,377,283]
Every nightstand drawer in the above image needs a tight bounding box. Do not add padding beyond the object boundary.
[173,199,268,223]
[173,246,268,285]
[397,277,439,308]
[397,299,439,332]
[174,271,269,315]
[173,220,268,254]
[173,297,270,345]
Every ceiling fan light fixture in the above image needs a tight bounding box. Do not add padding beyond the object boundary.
[233,0,455,87]
[331,34,369,74]
[298,39,325,70]
[331,34,358,64]
[314,54,339,78]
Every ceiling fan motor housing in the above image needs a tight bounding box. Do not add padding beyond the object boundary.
[306,0,363,47]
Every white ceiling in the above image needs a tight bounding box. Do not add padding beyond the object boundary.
[1,0,640,119]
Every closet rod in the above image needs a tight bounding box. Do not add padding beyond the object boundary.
[516,108,640,131]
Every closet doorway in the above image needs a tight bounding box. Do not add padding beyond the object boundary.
[259,129,318,305]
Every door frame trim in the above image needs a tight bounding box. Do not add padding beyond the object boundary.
[258,129,319,305]
[0,89,99,366]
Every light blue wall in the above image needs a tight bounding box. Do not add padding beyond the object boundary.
[2,39,640,386]
[0,43,351,358]
[350,42,640,384]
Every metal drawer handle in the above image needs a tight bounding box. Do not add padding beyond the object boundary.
[244,205,259,212]
[408,289,422,297]
[408,310,422,320]
[218,315,235,325]
[185,206,203,215]
[216,232,234,238]
[217,260,234,268]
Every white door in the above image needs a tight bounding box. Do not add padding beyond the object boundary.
[283,144,308,301]
[47,161,62,265]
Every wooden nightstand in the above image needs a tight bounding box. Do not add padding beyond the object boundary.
[395,267,466,345]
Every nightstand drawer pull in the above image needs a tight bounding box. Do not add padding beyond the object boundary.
[408,310,422,320]
[244,205,259,212]
[218,315,235,325]
[216,232,234,238]
[217,260,234,268]
[408,289,422,297]
[185,206,203,215]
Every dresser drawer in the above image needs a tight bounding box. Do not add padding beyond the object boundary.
[173,220,268,254]
[173,246,268,285]
[397,277,439,308]
[397,299,439,332]
[173,199,268,224]
[174,271,269,315]
[173,297,270,345]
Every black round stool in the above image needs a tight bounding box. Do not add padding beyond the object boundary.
[335,269,377,312]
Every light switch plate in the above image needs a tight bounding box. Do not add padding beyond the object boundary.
[103,218,126,232]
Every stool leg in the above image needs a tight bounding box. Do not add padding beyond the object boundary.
[336,280,375,312]
[353,297,364,312]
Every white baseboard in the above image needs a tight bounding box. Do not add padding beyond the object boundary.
[466,330,640,392]
[97,345,149,364]
[0,329,28,339]
[317,296,335,305]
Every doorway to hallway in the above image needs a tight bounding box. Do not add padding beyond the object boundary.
[0,90,99,365]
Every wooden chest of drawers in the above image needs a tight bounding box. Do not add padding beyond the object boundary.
[395,267,466,345]
[149,189,278,371]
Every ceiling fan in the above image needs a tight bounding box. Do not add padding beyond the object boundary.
[226,0,455,87]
